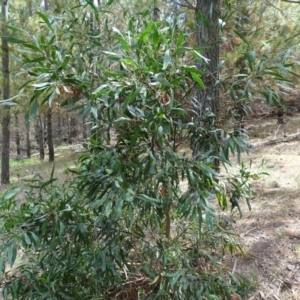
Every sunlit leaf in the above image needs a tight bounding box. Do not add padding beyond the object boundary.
[162,49,170,70]
[37,12,54,33]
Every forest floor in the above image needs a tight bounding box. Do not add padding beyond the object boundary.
[3,116,300,299]
[0,144,83,193]
[224,115,300,300]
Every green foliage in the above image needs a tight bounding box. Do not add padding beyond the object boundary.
[0,9,261,299]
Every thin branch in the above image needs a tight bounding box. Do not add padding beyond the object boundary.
[265,0,286,15]
[281,0,300,3]
[172,0,196,10]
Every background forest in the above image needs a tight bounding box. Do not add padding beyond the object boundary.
[0,0,300,299]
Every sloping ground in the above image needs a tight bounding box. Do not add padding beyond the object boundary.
[0,145,82,195]
[226,116,300,299]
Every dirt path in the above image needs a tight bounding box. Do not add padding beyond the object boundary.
[227,137,300,299]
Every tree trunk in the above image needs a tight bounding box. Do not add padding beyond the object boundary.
[47,108,54,162]
[44,0,48,11]
[1,0,10,184]
[35,115,44,160]
[82,119,87,139]
[26,122,31,158]
[28,0,33,16]
[43,112,47,136]
[15,114,21,156]
[69,116,77,143]
[194,0,220,116]
[192,0,220,164]
[57,105,62,143]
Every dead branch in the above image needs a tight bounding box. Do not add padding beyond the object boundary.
[251,131,300,148]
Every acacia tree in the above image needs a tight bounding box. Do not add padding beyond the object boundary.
[1,0,10,184]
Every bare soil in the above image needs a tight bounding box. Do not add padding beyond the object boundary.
[226,115,300,299]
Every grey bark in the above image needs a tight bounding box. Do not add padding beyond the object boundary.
[192,0,220,163]
[26,122,31,158]
[15,114,21,156]
[28,0,33,16]
[82,120,87,139]
[44,0,49,11]
[194,0,220,118]
[35,115,44,160]
[47,108,54,162]
[57,106,62,143]
[69,116,78,143]
[1,0,10,184]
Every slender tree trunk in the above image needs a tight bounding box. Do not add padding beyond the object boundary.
[26,122,31,158]
[82,120,87,139]
[35,115,44,160]
[57,106,62,143]
[194,0,220,115]
[28,0,33,16]
[43,112,47,136]
[47,108,54,161]
[44,0,48,11]
[193,0,220,166]
[69,116,77,142]
[1,0,10,184]
[15,114,21,156]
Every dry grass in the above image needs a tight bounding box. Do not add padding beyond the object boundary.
[0,144,82,193]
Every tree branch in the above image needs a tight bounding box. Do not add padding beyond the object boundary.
[172,0,196,10]
[281,0,300,3]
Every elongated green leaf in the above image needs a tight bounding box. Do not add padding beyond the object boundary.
[32,82,51,88]
[24,233,31,245]
[7,244,17,267]
[233,29,249,45]
[153,77,172,88]
[23,43,40,51]
[182,66,203,75]
[122,88,141,110]
[6,25,27,33]
[193,50,210,64]
[137,194,160,203]
[4,188,20,200]
[152,29,159,49]
[163,49,170,70]
[190,72,205,89]
[61,55,70,69]
[48,90,56,106]
[170,270,186,289]
[27,57,46,63]
[170,108,188,117]
[30,232,40,245]
[102,51,121,60]
[177,31,184,48]
[127,106,145,118]
[37,12,54,33]
[1,36,26,44]
[1,100,17,106]
[92,84,108,95]
[30,101,39,120]
[0,257,4,276]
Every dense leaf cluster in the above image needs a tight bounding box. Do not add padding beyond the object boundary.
[0,2,275,299]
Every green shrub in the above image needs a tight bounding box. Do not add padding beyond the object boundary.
[0,15,260,300]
